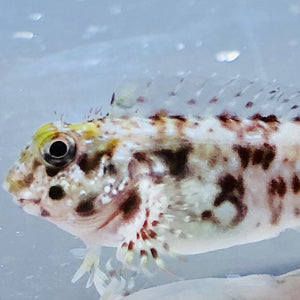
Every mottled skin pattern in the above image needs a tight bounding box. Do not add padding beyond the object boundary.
[4,112,300,292]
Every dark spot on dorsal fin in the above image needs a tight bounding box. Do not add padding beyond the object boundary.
[136,96,146,103]
[154,145,192,179]
[292,116,300,122]
[209,97,218,103]
[245,101,253,108]
[187,98,196,105]
[250,113,279,123]
[119,190,141,220]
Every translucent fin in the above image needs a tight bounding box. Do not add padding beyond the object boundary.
[71,247,109,295]
[100,277,126,300]
[70,247,87,259]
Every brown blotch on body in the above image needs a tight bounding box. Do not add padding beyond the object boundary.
[261,144,276,170]
[214,173,247,225]
[250,113,279,123]
[78,152,103,173]
[233,145,251,168]
[268,177,287,197]
[201,210,213,220]
[267,177,286,224]
[217,112,240,123]
[251,144,276,170]
[154,146,192,179]
[149,110,168,121]
[79,139,118,174]
[292,175,300,194]
[252,148,264,165]
[76,196,96,216]
[119,190,142,220]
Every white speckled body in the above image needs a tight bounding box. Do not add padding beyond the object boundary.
[4,75,300,296]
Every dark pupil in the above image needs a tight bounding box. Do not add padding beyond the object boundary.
[49,141,68,158]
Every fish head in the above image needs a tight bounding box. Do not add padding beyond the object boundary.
[3,120,128,245]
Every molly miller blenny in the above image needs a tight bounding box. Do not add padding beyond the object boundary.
[4,75,300,296]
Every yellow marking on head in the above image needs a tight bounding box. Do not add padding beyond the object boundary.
[67,121,100,140]
[104,138,119,156]
[19,149,31,163]
[32,123,59,149]
[5,177,25,194]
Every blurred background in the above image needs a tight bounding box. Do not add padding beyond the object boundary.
[0,1,300,299]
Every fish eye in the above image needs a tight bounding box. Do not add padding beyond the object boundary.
[41,135,76,168]
[49,140,68,158]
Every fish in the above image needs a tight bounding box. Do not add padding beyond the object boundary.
[104,269,300,300]
[3,73,300,296]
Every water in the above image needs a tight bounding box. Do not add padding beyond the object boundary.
[0,0,300,299]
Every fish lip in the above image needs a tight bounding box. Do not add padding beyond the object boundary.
[18,198,41,205]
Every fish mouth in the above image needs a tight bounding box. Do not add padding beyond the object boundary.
[19,198,41,204]
[19,200,41,216]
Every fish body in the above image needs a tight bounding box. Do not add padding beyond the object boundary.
[4,113,300,258]
[113,269,300,300]
[4,75,300,295]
